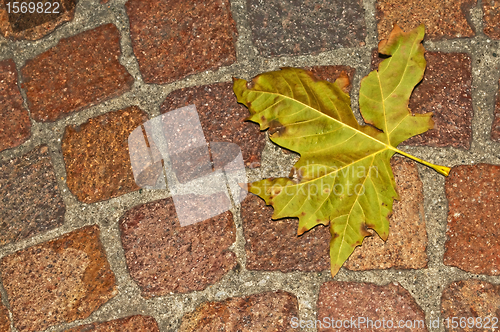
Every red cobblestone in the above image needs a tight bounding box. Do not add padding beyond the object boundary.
[372,50,473,149]
[179,291,298,331]
[62,106,148,203]
[0,145,65,247]
[21,23,133,122]
[66,315,160,332]
[444,164,500,275]
[119,195,237,297]
[0,59,31,152]
[0,225,117,332]
[160,82,266,168]
[317,282,427,331]
[441,280,500,331]
[483,0,500,39]
[376,0,476,41]
[125,0,237,84]
[0,0,77,40]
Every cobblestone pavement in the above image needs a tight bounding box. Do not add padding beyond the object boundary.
[0,0,499,331]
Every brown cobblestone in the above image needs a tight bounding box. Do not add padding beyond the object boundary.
[160,82,266,169]
[0,0,77,40]
[21,23,133,122]
[0,225,117,332]
[0,145,65,247]
[345,157,428,270]
[317,282,427,331]
[372,50,473,149]
[441,280,500,331]
[0,59,31,152]
[483,0,500,39]
[492,80,500,142]
[179,291,298,331]
[62,106,148,203]
[376,0,476,41]
[66,315,160,332]
[444,164,500,275]
[125,0,237,84]
[242,194,330,272]
[247,0,366,57]
[119,195,237,297]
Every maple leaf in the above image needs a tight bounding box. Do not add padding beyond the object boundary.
[233,24,451,277]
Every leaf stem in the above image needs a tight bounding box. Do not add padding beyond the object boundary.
[391,147,451,176]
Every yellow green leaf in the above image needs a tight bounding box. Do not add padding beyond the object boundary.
[233,24,450,277]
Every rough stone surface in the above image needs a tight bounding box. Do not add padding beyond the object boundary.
[125,0,237,84]
[441,280,500,328]
[62,106,148,203]
[242,157,427,272]
[317,282,427,331]
[0,59,31,152]
[21,23,134,122]
[372,50,473,149]
[444,164,500,276]
[0,294,10,332]
[119,195,237,297]
[242,194,331,272]
[0,145,65,247]
[179,291,298,331]
[345,157,428,270]
[492,80,500,142]
[483,0,500,39]
[0,0,77,40]
[160,82,266,169]
[0,225,117,332]
[247,0,366,57]
[66,315,160,332]
[376,0,477,40]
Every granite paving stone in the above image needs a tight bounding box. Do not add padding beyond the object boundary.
[21,23,134,122]
[0,59,31,152]
[66,315,160,332]
[345,157,428,270]
[242,157,427,272]
[247,0,366,57]
[483,0,500,39]
[62,106,148,203]
[317,282,427,331]
[179,291,298,331]
[0,294,10,332]
[119,195,237,297]
[0,0,77,40]
[491,79,500,142]
[125,0,237,84]
[0,225,117,332]
[372,50,473,149]
[441,280,500,330]
[376,0,476,41]
[160,82,266,169]
[0,145,65,247]
[443,164,500,276]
